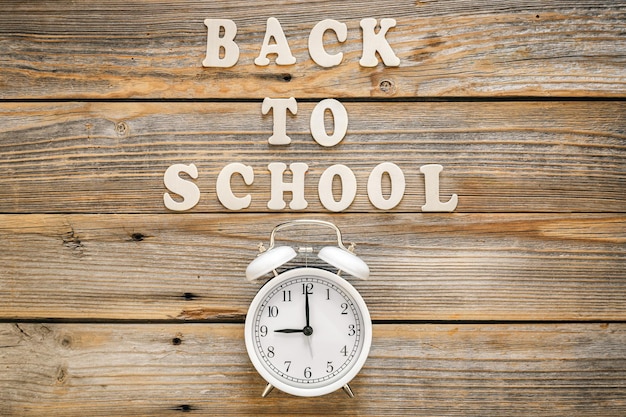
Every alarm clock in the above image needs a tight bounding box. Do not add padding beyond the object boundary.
[244,219,372,398]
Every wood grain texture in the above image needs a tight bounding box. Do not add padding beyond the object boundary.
[1,101,624,213]
[0,322,624,416]
[1,1,625,415]
[1,213,624,321]
[0,0,624,99]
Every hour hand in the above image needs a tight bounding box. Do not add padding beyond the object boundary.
[274,328,304,333]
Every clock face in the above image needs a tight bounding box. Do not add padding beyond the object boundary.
[244,267,372,397]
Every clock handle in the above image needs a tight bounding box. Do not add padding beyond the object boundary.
[248,219,368,280]
[268,219,351,251]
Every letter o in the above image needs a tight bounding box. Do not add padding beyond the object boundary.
[318,164,357,212]
[367,162,405,210]
[310,99,348,147]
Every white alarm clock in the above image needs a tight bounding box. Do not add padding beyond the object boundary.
[244,220,372,398]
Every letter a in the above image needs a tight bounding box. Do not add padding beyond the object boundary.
[255,18,297,66]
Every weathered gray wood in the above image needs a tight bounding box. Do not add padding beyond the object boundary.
[1,101,624,213]
[0,1,624,99]
[1,213,624,321]
[0,322,624,416]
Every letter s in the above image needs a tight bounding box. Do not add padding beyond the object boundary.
[163,163,200,211]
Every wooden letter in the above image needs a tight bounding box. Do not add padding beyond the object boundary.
[216,163,254,210]
[308,19,347,67]
[359,18,400,67]
[367,162,405,210]
[203,19,239,68]
[420,164,458,212]
[318,164,357,212]
[267,162,309,210]
[262,97,297,145]
[163,163,200,211]
[255,17,297,66]
[310,98,348,147]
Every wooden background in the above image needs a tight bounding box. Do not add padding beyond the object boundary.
[1,1,624,415]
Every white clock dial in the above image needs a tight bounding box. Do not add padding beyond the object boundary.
[245,267,372,397]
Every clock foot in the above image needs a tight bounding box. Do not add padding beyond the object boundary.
[261,383,274,398]
[342,384,355,398]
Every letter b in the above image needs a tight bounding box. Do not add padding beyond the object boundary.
[203,19,239,68]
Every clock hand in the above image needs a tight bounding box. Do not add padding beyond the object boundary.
[306,333,314,358]
[305,289,310,329]
[303,289,314,336]
[303,290,314,356]
[274,328,305,333]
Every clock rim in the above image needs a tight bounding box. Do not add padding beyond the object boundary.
[244,267,372,397]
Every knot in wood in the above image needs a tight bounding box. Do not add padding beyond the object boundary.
[115,121,129,137]
[379,79,395,94]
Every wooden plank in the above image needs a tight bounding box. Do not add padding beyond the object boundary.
[1,101,624,213]
[0,1,624,99]
[0,322,624,416]
[1,213,624,321]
